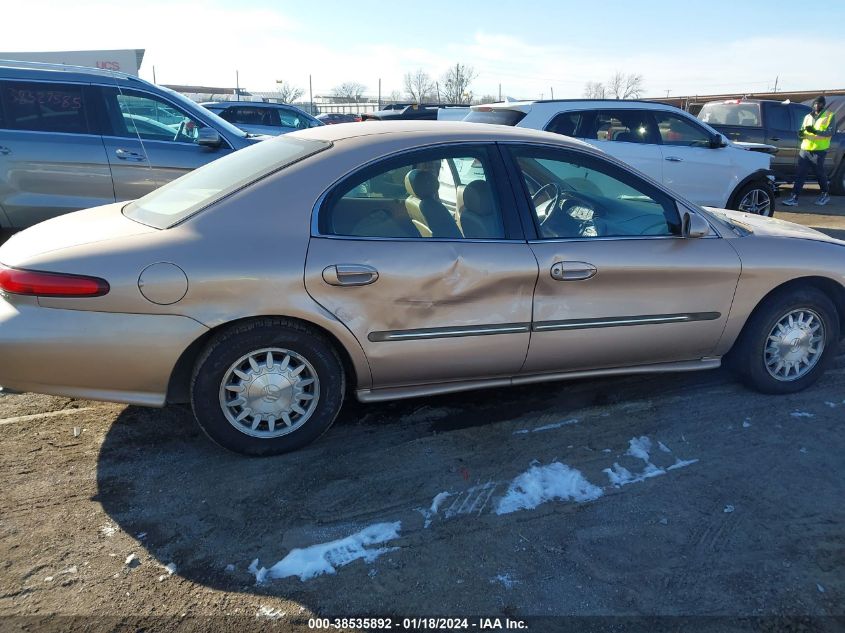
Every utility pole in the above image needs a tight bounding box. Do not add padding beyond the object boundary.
[235,70,240,101]
[152,66,156,84]
[378,78,381,109]
[550,87,554,99]
[773,75,779,92]
[435,82,440,103]
[666,89,670,98]
[498,83,501,101]
[309,75,313,115]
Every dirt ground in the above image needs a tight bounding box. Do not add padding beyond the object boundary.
[1,193,844,633]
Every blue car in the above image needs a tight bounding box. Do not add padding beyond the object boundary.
[201,101,323,136]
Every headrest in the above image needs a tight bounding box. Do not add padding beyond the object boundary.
[462,180,493,215]
[404,169,439,199]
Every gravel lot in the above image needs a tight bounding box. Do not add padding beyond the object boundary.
[1,195,844,632]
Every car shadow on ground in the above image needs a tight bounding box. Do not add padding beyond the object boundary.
[93,365,733,612]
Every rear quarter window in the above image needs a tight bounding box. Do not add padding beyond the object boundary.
[1,81,89,133]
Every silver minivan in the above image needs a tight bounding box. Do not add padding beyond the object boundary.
[0,60,264,229]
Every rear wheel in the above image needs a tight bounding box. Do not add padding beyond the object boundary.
[734,287,839,394]
[190,318,345,456]
[732,181,775,217]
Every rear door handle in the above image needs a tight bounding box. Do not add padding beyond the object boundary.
[551,261,597,281]
[115,148,146,162]
[0,146,10,155]
[770,137,781,141]
[665,156,683,162]
[322,264,379,286]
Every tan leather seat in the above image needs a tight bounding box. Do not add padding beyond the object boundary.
[404,169,462,239]
[458,180,503,239]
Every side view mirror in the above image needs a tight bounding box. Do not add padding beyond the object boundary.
[197,128,222,148]
[683,211,711,238]
[709,133,728,149]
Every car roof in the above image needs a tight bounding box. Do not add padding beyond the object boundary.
[287,119,596,149]
[201,101,298,109]
[0,59,145,86]
[472,99,686,114]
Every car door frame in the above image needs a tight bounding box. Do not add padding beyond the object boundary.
[305,141,539,394]
[497,140,742,375]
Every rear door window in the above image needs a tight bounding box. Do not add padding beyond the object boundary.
[545,112,582,136]
[1,81,89,133]
[580,110,657,144]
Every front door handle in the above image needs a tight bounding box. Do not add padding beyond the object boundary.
[322,264,379,286]
[664,156,684,162]
[770,137,781,141]
[551,261,597,281]
[115,148,146,162]
[0,146,10,155]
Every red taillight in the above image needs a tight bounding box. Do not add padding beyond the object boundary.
[0,265,109,297]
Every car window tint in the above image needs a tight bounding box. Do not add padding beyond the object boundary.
[582,110,653,144]
[109,90,205,143]
[767,104,790,130]
[545,112,582,136]
[321,149,505,239]
[653,112,711,147]
[698,102,761,127]
[2,81,88,133]
[510,147,681,240]
[278,109,309,129]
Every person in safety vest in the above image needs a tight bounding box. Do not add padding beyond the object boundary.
[783,96,836,207]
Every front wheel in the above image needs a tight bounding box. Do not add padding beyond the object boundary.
[190,318,345,456]
[732,181,775,217]
[734,287,839,394]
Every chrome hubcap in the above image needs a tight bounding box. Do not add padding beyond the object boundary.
[219,348,320,438]
[764,309,825,381]
[739,188,772,216]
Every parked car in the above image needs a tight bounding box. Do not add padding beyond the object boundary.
[317,113,361,124]
[1,122,843,456]
[201,101,323,136]
[0,60,264,230]
[466,99,777,216]
[698,98,845,194]
[362,104,468,121]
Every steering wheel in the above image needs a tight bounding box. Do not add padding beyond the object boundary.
[531,183,562,219]
[541,192,601,238]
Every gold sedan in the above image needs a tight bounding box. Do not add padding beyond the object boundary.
[0,122,842,455]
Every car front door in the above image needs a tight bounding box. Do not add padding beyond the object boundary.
[763,102,798,178]
[503,144,741,375]
[0,80,114,228]
[304,144,538,391]
[652,110,736,206]
[99,87,234,200]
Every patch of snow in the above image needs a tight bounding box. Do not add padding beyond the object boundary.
[491,573,519,589]
[422,491,453,527]
[136,532,147,540]
[99,524,117,537]
[256,606,286,620]
[496,462,603,515]
[742,419,752,428]
[724,505,735,513]
[442,482,497,519]
[59,566,77,576]
[602,448,612,453]
[513,418,579,435]
[800,447,808,454]
[790,411,815,419]
[817,583,825,593]
[125,554,140,568]
[667,458,699,471]
[224,564,235,573]
[824,402,837,408]
[626,436,653,461]
[251,522,402,583]
[368,568,378,578]
[659,518,669,526]
[657,441,672,453]
[44,576,53,582]
[161,562,176,576]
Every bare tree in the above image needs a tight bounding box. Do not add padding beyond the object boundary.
[403,69,435,103]
[583,81,607,99]
[607,72,643,99]
[475,93,498,105]
[275,80,304,103]
[387,90,402,104]
[333,81,366,103]
[441,63,477,104]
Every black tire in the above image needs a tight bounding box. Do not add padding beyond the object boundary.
[733,287,840,395]
[831,161,845,196]
[190,318,345,456]
[730,181,775,217]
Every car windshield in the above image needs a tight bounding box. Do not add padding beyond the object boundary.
[158,86,250,139]
[123,136,330,229]
[698,102,762,127]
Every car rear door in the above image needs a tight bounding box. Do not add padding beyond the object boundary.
[98,86,234,200]
[304,144,538,391]
[763,102,798,178]
[502,144,741,375]
[0,80,114,228]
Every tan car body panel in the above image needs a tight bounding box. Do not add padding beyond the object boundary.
[0,122,844,407]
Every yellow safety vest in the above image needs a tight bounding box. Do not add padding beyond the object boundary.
[800,109,834,151]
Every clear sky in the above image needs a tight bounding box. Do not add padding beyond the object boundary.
[4,0,844,100]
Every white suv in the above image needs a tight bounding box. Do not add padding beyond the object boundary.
[466,100,776,215]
